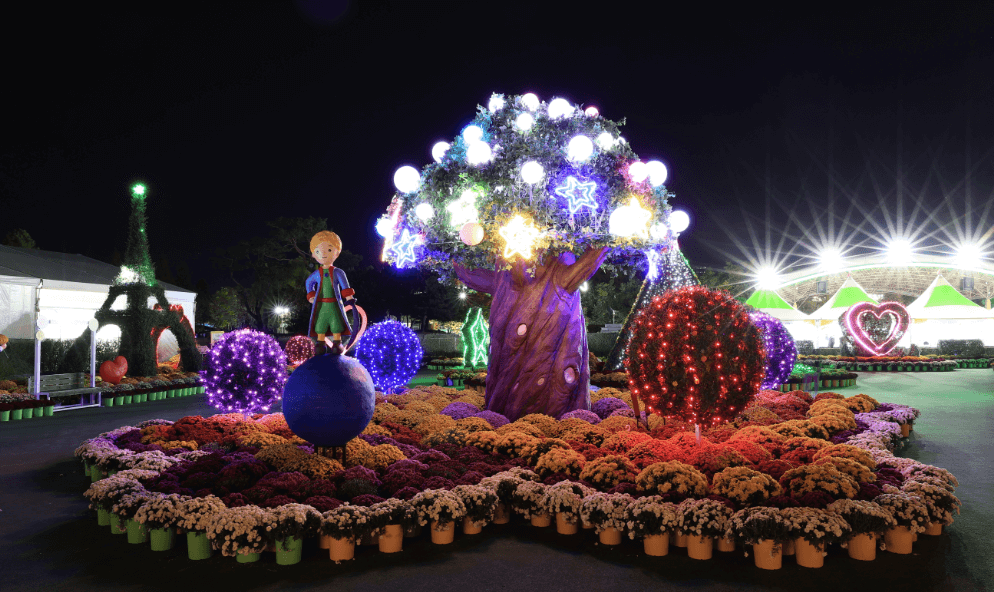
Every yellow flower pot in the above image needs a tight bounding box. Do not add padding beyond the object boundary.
[598,527,622,545]
[716,536,735,552]
[884,526,913,554]
[753,539,782,570]
[643,533,669,556]
[847,533,876,561]
[430,521,455,544]
[493,503,510,524]
[795,538,824,568]
[556,513,578,535]
[379,524,404,553]
[782,538,795,556]
[530,512,551,527]
[673,530,688,547]
[687,535,713,560]
[463,517,483,535]
[328,537,355,561]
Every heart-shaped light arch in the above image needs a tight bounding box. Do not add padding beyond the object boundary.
[843,301,911,356]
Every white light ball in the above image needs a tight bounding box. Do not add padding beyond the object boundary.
[650,222,669,241]
[596,132,616,150]
[548,98,575,119]
[462,125,484,143]
[647,160,668,186]
[393,166,421,194]
[521,93,540,111]
[585,106,599,117]
[466,141,493,165]
[432,141,451,163]
[375,218,394,238]
[520,161,545,184]
[460,222,485,246]
[670,209,690,233]
[628,161,648,183]
[488,95,505,112]
[567,135,594,162]
[414,203,435,222]
[515,112,534,131]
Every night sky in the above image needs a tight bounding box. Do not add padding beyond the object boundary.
[3,2,993,289]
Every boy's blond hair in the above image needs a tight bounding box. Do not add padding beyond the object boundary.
[310,230,342,253]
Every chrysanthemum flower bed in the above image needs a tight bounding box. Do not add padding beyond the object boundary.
[76,385,960,566]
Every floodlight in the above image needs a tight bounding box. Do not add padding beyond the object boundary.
[955,243,984,269]
[819,248,844,272]
[885,238,913,265]
[755,267,781,290]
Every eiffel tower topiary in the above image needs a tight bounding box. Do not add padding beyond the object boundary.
[60,184,203,375]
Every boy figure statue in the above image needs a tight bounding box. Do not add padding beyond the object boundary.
[306,231,356,355]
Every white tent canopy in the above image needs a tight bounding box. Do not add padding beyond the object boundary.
[907,275,994,319]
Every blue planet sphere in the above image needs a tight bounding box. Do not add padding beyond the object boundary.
[281,354,376,447]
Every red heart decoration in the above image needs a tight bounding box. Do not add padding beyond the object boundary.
[843,302,910,356]
[99,356,128,385]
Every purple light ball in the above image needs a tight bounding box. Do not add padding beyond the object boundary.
[749,311,797,391]
[202,329,287,414]
[355,320,424,393]
[591,397,630,419]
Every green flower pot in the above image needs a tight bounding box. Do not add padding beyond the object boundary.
[104,397,115,407]
[90,467,105,482]
[166,390,175,398]
[150,528,175,551]
[0,410,9,421]
[123,395,133,404]
[110,513,127,535]
[97,508,111,526]
[141,394,149,403]
[198,386,205,394]
[82,461,90,476]
[22,407,34,419]
[114,396,123,405]
[127,519,149,544]
[44,405,54,416]
[276,536,303,565]
[187,531,213,560]
[236,550,261,563]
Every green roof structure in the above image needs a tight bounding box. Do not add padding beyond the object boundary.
[907,275,994,319]
[810,277,878,320]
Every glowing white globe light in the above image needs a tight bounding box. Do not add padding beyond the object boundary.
[608,198,652,239]
[515,112,534,131]
[885,238,913,265]
[521,93,540,111]
[548,98,575,119]
[650,222,669,241]
[628,161,648,183]
[820,248,844,272]
[466,141,493,165]
[520,161,545,184]
[432,141,451,163]
[596,132,616,150]
[566,135,594,162]
[462,125,484,143]
[585,106,599,117]
[955,243,984,269]
[414,203,435,222]
[755,267,781,290]
[488,96,505,112]
[393,166,421,194]
[646,160,668,187]
[669,209,690,233]
[375,217,395,238]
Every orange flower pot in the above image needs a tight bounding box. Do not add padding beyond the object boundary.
[319,534,332,549]
[716,536,735,552]
[900,424,911,438]
[673,530,689,547]
[752,539,782,570]
[598,527,622,545]
[530,512,551,527]
[884,526,913,554]
[430,521,455,544]
[924,522,943,536]
[463,517,483,535]
[493,503,510,524]
[687,535,713,560]
[556,513,578,535]
[795,538,824,568]
[643,533,669,556]
[782,538,795,556]
[379,524,404,553]
[847,533,876,561]
[328,537,355,561]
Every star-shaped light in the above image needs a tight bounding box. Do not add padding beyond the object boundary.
[554,176,599,214]
[462,308,490,367]
[390,228,421,268]
[608,197,652,240]
[446,189,479,227]
[499,214,543,260]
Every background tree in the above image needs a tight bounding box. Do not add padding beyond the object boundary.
[694,262,751,300]
[377,93,684,420]
[207,287,247,330]
[3,228,38,249]
[580,271,643,326]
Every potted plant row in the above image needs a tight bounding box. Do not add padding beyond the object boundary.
[0,398,54,421]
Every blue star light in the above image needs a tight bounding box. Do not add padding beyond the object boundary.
[390,229,420,268]
[554,176,599,214]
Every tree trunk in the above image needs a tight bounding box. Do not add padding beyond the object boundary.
[455,248,607,421]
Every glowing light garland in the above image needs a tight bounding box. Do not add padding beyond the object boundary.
[499,214,543,260]
[461,307,490,367]
[446,189,479,227]
[609,197,652,239]
[284,334,315,366]
[748,311,797,390]
[625,286,765,426]
[554,176,599,214]
[390,228,421,268]
[354,320,424,393]
[202,329,288,414]
[843,301,910,356]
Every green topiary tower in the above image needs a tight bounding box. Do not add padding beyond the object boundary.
[60,184,202,376]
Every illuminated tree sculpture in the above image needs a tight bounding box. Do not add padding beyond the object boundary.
[355,320,424,393]
[461,307,490,368]
[749,311,797,390]
[625,286,765,430]
[203,329,287,414]
[378,93,682,420]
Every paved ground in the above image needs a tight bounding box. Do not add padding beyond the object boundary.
[0,370,990,592]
